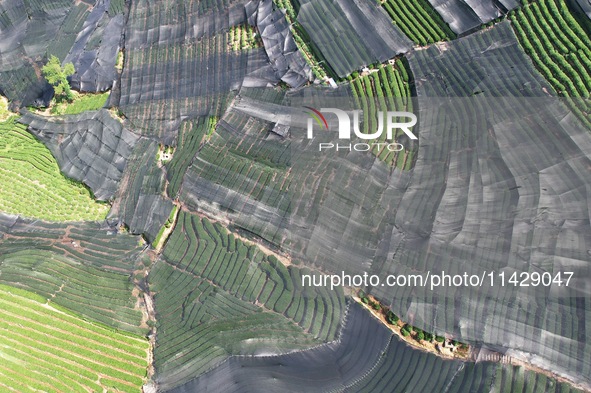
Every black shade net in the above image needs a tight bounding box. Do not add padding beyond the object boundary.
[20,109,140,201]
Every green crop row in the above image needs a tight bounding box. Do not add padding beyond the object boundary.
[381,0,455,45]
[109,0,125,15]
[228,24,262,51]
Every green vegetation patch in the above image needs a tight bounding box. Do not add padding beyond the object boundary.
[380,0,456,45]
[0,96,13,121]
[0,284,148,393]
[0,117,108,221]
[510,0,591,125]
[166,115,228,198]
[166,117,209,198]
[151,204,179,248]
[53,91,110,115]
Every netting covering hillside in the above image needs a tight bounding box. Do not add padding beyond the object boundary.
[0,0,125,107]
[108,138,174,243]
[378,22,591,387]
[179,89,294,247]
[65,0,125,92]
[20,109,140,200]
[116,0,295,141]
[0,0,89,107]
[246,0,312,88]
[427,0,518,35]
[180,87,413,275]
[177,23,591,389]
[408,22,551,97]
[2,0,591,390]
[169,302,584,392]
[347,339,584,393]
[295,0,413,77]
[166,302,389,393]
[574,0,591,19]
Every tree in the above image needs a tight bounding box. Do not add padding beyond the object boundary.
[416,330,425,342]
[401,324,411,337]
[42,55,75,102]
[359,290,369,304]
[386,310,399,324]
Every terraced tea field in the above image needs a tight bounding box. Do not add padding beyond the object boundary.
[0,219,149,335]
[150,211,346,389]
[350,61,416,168]
[0,249,145,334]
[510,0,591,124]
[0,117,109,221]
[0,284,149,392]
